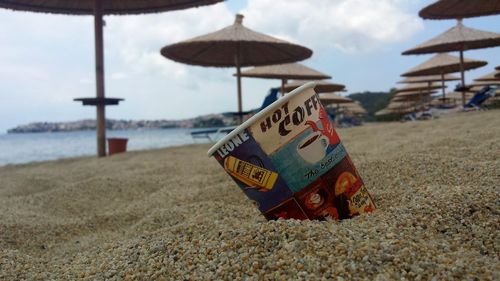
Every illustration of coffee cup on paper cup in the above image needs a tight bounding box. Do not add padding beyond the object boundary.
[207,82,375,221]
[297,132,329,164]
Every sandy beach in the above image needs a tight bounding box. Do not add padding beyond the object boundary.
[0,110,499,280]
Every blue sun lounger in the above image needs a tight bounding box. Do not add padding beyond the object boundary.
[464,85,497,109]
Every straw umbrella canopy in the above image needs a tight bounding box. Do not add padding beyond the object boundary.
[402,20,500,105]
[395,90,437,97]
[394,83,442,93]
[161,14,312,120]
[439,91,476,106]
[397,74,460,84]
[394,90,435,106]
[397,74,459,103]
[375,108,408,116]
[472,86,500,96]
[445,91,474,101]
[402,21,500,56]
[387,101,415,110]
[0,0,224,157]
[401,53,487,99]
[386,101,416,114]
[318,93,353,106]
[337,102,367,115]
[468,86,500,96]
[393,93,435,102]
[402,54,487,77]
[394,83,443,104]
[283,80,345,93]
[375,109,392,116]
[237,63,330,95]
[470,81,500,88]
[393,94,424,101]
[419,0,500,20]
[474,71,500,82]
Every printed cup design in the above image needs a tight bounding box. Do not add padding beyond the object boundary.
[297,132,329,164]
[208,82,375,221]
[224,155,278,192]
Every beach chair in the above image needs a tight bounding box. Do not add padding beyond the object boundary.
[464,85,497,110]
[259,88,280,111]
[418,110,433,120]
[190,126,237,142]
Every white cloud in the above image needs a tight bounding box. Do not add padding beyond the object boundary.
[79,77,94,84]
[105,4,233,81]
[111,72,127,80]
[242,0,423,53]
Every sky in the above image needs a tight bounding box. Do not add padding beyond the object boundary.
[0,0,499,133]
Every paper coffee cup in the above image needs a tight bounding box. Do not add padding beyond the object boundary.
[208,82,375,221]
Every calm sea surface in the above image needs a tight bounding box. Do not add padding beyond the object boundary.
[0,128,214,166]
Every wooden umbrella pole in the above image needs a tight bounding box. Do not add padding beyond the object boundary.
[94,0,106,157]
[459,49,466,106]
[281,78,287,97]
[235,50,243,124]
[441,72,446,99]
[427,81,432,106]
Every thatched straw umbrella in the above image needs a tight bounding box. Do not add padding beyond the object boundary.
[337,102,367,116]
[474,71,500,82]
[161,14,312,122]
[469,81,500,88]
[394,83,442,93]
[0,0,224,157]
[444,91,475,105]
[394,83,442,105]
[237,63,330,96]
[397,74,460,84]
[401,53,487,100]
[440,91,473,106]
[375,109,391,116]
[375,108,407,117]
[283,80,345,93]
[394,90,436,99]
[419,0,500,20]
[397,74,459,103]
[385,101,416,115]
[402,20,500,105]
[393,90,436,108]
[393,92,435,103]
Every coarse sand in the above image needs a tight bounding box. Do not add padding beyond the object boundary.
[0,110,499,280]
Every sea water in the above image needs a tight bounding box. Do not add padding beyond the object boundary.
[0,128,214,166]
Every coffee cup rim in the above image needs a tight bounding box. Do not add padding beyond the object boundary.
[207,81,316,157]
[298,131,323,146]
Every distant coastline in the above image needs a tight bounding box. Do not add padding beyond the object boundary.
[8,91,394,133]
[7,113,240,134]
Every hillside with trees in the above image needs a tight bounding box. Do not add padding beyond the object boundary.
[348,89,396,121]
